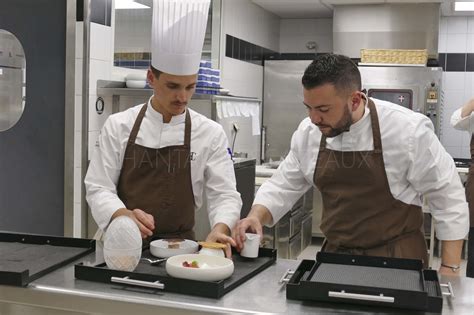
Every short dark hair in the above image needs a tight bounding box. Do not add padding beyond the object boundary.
[302,54,361,95]
[150,65,162,79]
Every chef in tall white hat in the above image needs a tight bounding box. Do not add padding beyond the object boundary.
[85,0,241,257]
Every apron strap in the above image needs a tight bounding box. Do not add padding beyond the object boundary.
[367,99,383,153]
[184,109,191,147]
[128,103,148,145]
[318,98,381,153]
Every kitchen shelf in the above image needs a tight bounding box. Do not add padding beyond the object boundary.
[96,80,261,113]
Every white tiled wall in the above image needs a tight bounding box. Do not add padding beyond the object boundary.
[439,16,473,159]
[74,21,114,237]
[114,8,152,53]
[220,0,279,99]
[279,19,333,53]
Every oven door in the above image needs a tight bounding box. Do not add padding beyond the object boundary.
[367,89,413,110]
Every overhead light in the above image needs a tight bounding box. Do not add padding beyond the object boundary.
[455,2,474,11]
[115,0,150,10]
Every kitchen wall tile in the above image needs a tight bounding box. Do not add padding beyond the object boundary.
[443,89,465,111]
[75,58,83,96]
[443,105,459,125]
[446,54,466,72]
[464,72,474,99]
[467,35,474,53]
[467,54,474,71]
[446,34,467,53]
[221,57,263,98]
[225,34,233,58]
[447,16,468,34]
[88,94,111,132]
[440,17,448,34]
[232,36,240,60]
[443,72,466,90]
[74,130,82,168]
[89,59,111,93]
[75,95,82,133]
[74,167,82,204]
[73,202,82,238]
[90,23,112,62]
[438,33,447,53]
[76,22,83,59]
[223,0,279,52]
[468,17,474,34]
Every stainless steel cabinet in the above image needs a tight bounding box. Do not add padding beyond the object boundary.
[260,188,314,259]
[301,214,313,250]
[289,231,302,260]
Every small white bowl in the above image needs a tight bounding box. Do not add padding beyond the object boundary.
[126,73,147,81]
[166,254,234,281]
[150,239,199,258]
[126,80,147,89]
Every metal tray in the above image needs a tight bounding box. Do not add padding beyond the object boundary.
[75,247,277,298]
[286,252,444,313]
[0,232,95,286]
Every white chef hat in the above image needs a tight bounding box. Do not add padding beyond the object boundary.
[151,0,210,76]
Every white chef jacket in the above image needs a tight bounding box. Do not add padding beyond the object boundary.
[451,107,474,132]
[85,99,242,232]
[254,98,469,241]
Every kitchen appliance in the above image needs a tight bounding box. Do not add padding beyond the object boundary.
[358,65,443,137]
[263,61,444,161]
[75,247,276,298]
[0,0,76,236]
[0,29,25,132]
[286,252,449,313]
[263,60,311,162]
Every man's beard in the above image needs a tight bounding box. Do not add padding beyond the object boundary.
[317,106,352,138]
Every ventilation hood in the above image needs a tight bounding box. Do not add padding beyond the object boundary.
[333,3,440,59]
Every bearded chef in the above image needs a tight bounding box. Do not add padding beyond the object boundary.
[451,99,474,277]
[85,0,240,257]
[233,54,468,274]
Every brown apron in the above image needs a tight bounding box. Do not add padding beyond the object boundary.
[466,135,474,277]
[117,104,195,240]
[314,99,428,267]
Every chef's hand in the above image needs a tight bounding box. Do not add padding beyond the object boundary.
[232,217,263,252]
[232,205,272,252]
[112,208,155,238]
[206,223,236,258]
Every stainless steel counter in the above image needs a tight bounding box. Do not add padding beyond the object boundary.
[1,248,473,315]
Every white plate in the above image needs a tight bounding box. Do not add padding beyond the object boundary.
[166,254,234,281]
[150,239,199,258]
